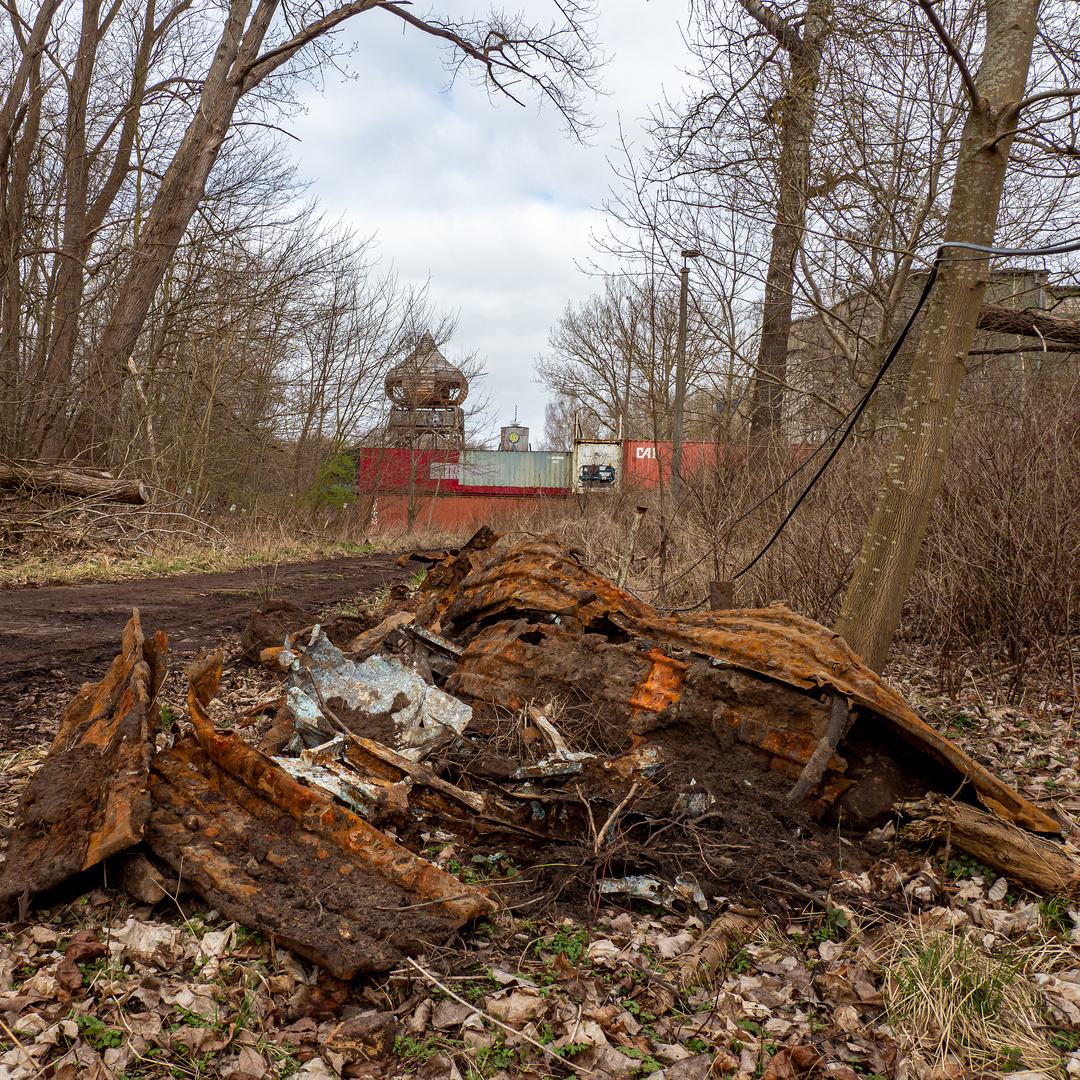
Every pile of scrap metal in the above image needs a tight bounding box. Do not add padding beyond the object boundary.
[1,531,1075,978]
[0,614,495,978]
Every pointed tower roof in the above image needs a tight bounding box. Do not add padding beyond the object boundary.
[385,331,469,407]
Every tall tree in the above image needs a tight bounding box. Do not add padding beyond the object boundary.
[737,0,832,440]
[834,0,1075,672]
[77,0,598,463]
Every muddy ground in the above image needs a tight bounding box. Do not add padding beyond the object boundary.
[0,554,413,752]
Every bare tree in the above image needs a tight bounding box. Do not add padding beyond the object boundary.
[835,0,1080,672]
[74,0,600,462]
[535,274,727,443]
[0,0,600,469]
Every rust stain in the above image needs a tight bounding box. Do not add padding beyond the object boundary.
[138,655,499,977]
[715,706,844,769]
[628,650,687,730]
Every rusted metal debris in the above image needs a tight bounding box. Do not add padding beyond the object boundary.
[2,530,1072,977]
[145,653,496,977]
[261,625,664,846]
[411,534,1058,834]
[0,610,166,914]
[0,621,495,976]
[245,530,1068,900]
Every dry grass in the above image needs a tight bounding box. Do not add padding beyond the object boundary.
[0,506,472,588]
[482,695,616,764]
[0,745,48,830]
[882,923,1061,1073]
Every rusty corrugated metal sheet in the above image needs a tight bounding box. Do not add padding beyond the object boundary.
[0,611,167,913]
[423,538,1060,834]
[142,654,499,977]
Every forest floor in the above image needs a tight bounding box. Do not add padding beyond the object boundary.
[0,554,1078,1080]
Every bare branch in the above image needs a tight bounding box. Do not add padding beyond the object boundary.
[735,0,804,54]
[1012,84,1080,115]
[914,0,983,112]
[235,0,383,92]
[381,2,528,108]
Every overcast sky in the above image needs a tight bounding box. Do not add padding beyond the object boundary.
[287,2,694,446]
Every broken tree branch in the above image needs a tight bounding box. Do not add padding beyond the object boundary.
[617,506,647,590]
[900,794,1080,896]
[595,782,640,855]
[976,301,1080,347]
[786,693,849,803]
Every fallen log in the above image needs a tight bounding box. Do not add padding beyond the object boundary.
[0,462,149,504]
[674,909,765,990]
[900,794,1080,897]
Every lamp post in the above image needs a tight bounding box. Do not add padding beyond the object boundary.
[670,249,701,506]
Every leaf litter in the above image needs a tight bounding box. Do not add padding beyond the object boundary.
[1,531,1079,1079]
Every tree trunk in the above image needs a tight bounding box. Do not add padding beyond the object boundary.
[834,0,1040,673]
[0,0,60,458]
[0,463,149,504]
[745,0,831,442]
[37,0,158,460]
[75,0,390,466]
[78,0,266,461]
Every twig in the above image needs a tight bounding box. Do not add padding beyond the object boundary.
[760,873,832,912]
[595,782,640,855]
[914,0,983,112]
[573,783,598,848]
[0,1015,47,1079]
[305,669,354,737]
[405,956,591,1076]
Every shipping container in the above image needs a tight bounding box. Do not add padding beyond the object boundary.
[456,450,569,492]
[621,441,817,489]
[354,448,452,494]
[571,441,622,493]
[367,493,561,532]
[621,441,726,488]
[354,448,570,496]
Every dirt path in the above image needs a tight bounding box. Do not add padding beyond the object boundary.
[0,554,411,751]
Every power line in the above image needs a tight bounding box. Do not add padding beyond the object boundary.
[729,235,1080,582]
[646,235,1080,612]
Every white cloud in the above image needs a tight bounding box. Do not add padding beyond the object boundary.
[287,1,693,444]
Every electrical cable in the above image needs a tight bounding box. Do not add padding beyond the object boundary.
[642,392,862,600]
[647,235,1080,613]
[727,234,1080,583]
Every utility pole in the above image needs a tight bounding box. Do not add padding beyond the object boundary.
[670,249,701,506]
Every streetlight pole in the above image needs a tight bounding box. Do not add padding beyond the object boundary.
[670,249,700,507]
